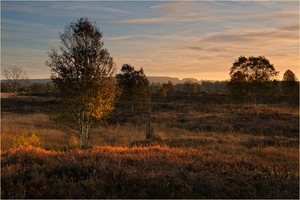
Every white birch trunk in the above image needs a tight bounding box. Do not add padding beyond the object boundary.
[84,117,89,149]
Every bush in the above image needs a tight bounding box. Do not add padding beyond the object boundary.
[12,132,41,148]
[146,122,161,141]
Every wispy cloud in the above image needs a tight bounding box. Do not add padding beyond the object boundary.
[114,1,214,24]
[199,29,298,44]
[150,1,195,13]
[114,15,213,24]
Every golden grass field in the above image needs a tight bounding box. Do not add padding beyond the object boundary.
[1,93,299,198]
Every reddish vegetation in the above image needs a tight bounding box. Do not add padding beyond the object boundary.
[1,146,298,199]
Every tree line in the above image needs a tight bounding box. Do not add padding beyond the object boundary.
[227,56,298,106]
[2,17,298,149]
[2,69,296,101]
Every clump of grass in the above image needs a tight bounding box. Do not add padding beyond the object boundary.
[12,132,41,148]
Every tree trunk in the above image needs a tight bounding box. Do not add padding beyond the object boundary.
[78,110,85,149]
[84,115,90,149]
[79,131,83,149]
[84,124,89,149]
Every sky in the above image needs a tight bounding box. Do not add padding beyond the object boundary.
[1,0,299,80]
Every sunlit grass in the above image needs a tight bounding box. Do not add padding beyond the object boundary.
[1,112,298,164]
[1,113,71,150]
[1,94,298,198]
[1,146,298,198]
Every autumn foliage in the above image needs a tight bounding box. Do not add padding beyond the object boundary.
[1,146,298,199]
[12,132,41,148]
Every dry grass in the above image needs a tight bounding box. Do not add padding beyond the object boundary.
[248,146,299,164]
[1,93,299,198]
[1,111,299,165]
[1,146,298,199]
[1,112,155,149]
[1,113,72,150]
[90,123,146,146]
[1,93,298,160]
[1,93,14,99]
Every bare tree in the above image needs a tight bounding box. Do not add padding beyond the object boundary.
[3,65,29,94]
[45,17,118,149]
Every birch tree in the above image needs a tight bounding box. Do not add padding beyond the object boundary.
[46,17,118,149]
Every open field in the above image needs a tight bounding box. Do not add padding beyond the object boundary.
[1,146,299,199]
[1,93,299,198]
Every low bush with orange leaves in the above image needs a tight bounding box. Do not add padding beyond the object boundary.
[1,146,298,199]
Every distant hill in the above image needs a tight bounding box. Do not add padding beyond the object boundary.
[29,79,52,84]
[1,79,51,84]
[147,76,184,84]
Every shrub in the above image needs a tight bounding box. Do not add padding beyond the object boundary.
[12,132,41,148]
[146,122,161,141]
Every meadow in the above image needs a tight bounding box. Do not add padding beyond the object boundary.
[1,92,299,198]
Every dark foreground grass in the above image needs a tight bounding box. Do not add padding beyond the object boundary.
[1,146,298,199]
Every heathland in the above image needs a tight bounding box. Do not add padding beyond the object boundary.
[1,91,299,198]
